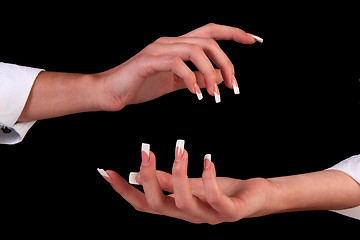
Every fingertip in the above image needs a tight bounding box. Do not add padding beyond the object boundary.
[247,33,263,44]
[105,170,118,179]
[105,170,133,194]
[106,170,125,184]
[202,154,216,178]
[129,172,140,185]
[149,151,156,162]
[181,149,189,161]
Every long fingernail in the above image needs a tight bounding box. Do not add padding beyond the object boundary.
[214,83,221,103]
[232,76,240,94]
[141,143,150,166]
[97,168,112,183]
[250,34,264,43]
[175,139,185,160]
[129,172,140,185]
[204,154,212,169]
[194,83,203,100]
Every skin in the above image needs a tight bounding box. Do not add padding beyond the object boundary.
[14,23,359,223]
[101,145,360,225]
[18,23,256,122]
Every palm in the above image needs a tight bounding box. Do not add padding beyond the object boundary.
[130,72,178,105]
[188,177,271,218]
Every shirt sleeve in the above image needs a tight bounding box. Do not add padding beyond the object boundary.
[0,62,44,144]
[327,154,360,220]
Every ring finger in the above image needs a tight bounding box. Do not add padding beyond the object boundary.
[157,36,236,90]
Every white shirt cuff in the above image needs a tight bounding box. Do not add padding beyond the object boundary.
[327,154,360,220]
[0,62,44,144]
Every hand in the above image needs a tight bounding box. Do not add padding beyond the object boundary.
[16,24,262,122]
[99,141,276,224]
[95,23,260,111]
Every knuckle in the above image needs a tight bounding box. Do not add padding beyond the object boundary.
[204,37,218,48]
[175,200,191,211]
[155,36,170,43]
[172,163,185,177]
[139,169,153,183]
[183,69,196,81]
[226,214,241,223]
[205,22,217,28]
[207,220,221,225]
[143,42,162,55]
[147,199,163,212]
[205,69,217,82]
[133,204,146,213]
[188,44,203,54]
[206,193,221,206]
[166,56,181,67]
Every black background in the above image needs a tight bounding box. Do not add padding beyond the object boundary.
[1,2,359,238]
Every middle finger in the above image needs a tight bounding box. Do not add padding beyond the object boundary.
[157,36,237,92]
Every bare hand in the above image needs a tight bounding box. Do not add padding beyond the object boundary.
[100,141,275,225]
[96,23,260,111]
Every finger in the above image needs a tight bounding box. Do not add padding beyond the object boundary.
[148,42,218,97]
[173,69,223,91]
[139,143,201,222]
[172,141,222,223]
[172,148,194,209]
[157,37,235,90]
[183,23,256,44]
[140,144,167,209]
[202,155,238,219]
[133,170,174,193]
[105,170,157,214]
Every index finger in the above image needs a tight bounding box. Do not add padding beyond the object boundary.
[182,23,257,44]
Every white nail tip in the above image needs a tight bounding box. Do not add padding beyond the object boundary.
[129,172,139,185]
[204,154,212,162]
[233,82,240,95]
[97,168,110,178]
[142,143,150,156]
[176,139,185,155]
[214,92,221,103]
[252,35,264,43]
[196,91,203,100]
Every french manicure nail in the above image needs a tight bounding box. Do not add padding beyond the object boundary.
[204,154,212,169]
[214,83,221,103]
[97,168,112,183]
[141,143,150,166]
[251,34,264,43]
[194,83,203,100]
[129,172,140,185]
[175,139,185,160]
[232,76,240,94]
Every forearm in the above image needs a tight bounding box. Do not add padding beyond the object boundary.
[268,170,360,214]
[18,71,102,122]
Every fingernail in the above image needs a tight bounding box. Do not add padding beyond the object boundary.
[204,154,212,169]
[250,34,264,43]
[97,168,112,183]
[194,83,203,100]
[129,172,140,185]
[232,76,240,94]
[175,139,185,160]
[214,83,221,103]
[141,143,150,166]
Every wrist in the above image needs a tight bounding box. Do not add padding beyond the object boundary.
[91,70,128,112]
[74,73,105,113]
[256,178,284,217]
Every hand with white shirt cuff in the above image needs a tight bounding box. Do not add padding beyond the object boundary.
[17,23,262,123]
[98,142,360,224]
